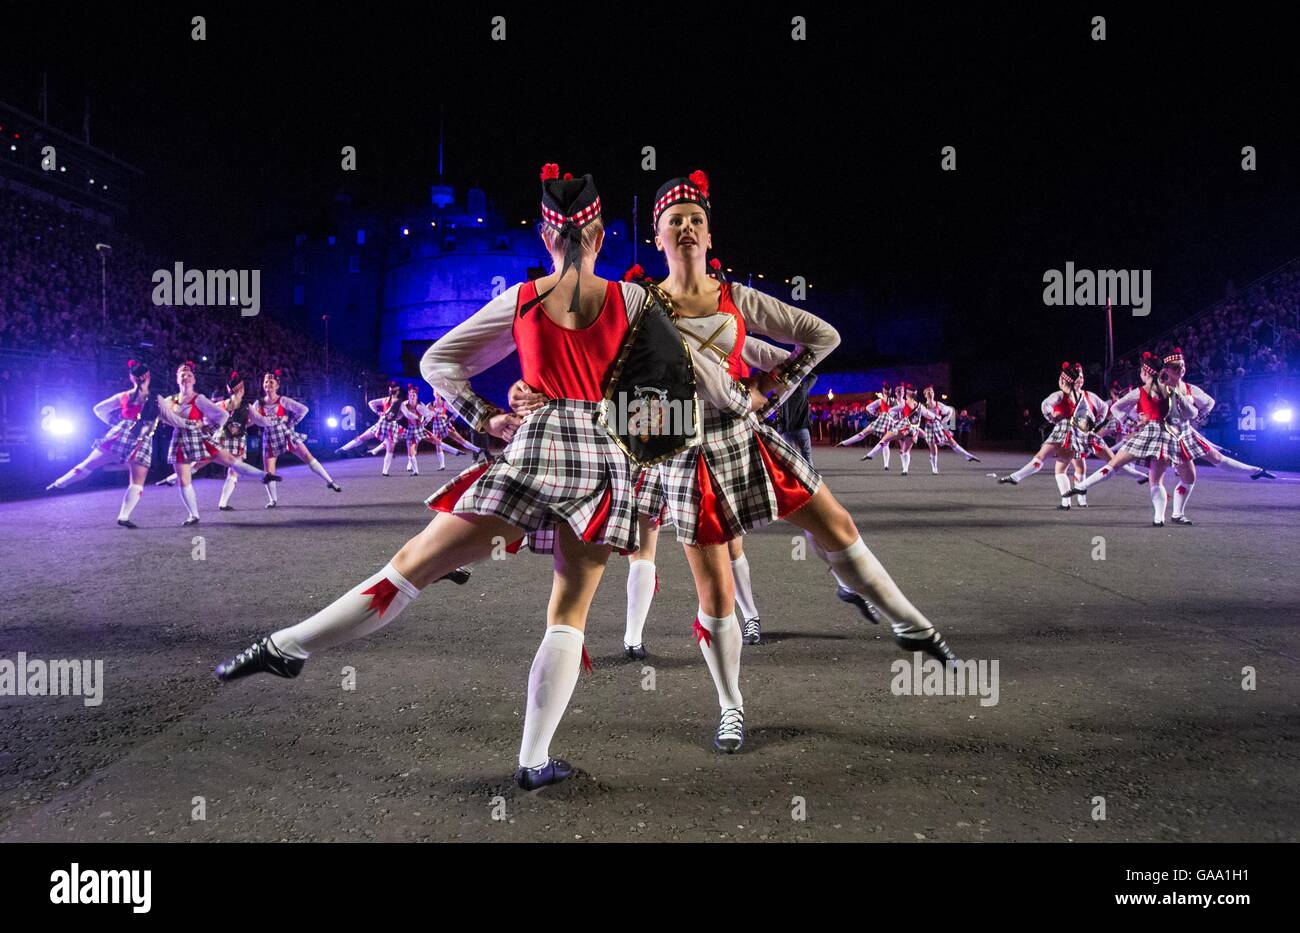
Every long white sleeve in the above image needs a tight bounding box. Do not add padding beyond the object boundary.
[93,392,126,426]
[246,402,276,428]
[420,285,520,431]
[740,335,791,372]
[277,396,308,425]
[194,393,230,430]
[1111,388,1141,418]
[729,283,840,411]
[1187,383,1216,420]
[1041,391,1065,421]
[155,395,188,429]
[368,397,389,415]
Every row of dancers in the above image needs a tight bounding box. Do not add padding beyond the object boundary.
[837,382,982,472]
[997,357,1275,524]
[46,365,342,525]
[212,165,961,791]
[335,382,481,475]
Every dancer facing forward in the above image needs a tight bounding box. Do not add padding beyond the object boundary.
[1069,349,1275,524]
[918,384,981,472]
[45,359,161,528]
[247,369,341,507]
[157,361,279,525]
[859,384,925,474]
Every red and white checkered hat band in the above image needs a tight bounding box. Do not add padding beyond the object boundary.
[653,184,708,222]
[541,196,601,229]
[1163,352,1184,364]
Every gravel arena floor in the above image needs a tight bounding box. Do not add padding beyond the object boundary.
[1,447,1297,843]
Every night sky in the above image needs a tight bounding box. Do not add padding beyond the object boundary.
[5,3,1299,393]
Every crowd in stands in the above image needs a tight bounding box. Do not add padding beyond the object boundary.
[0,186,360,395]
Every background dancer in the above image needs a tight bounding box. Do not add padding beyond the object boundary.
[919,384,981,472]
[839,383,895,469]
[335,384,399,457]
[860,384,924,474]
[157,361,277,525]
[247,369,342,506]
[45,359,161,529]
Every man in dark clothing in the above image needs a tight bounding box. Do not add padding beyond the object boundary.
[776,373,817,466]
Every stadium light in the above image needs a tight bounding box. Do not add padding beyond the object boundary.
[45,416,75,437]
[401,226,410,236]
[1271,406,1293,424]
[327,417,339,429]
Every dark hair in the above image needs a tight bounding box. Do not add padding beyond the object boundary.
[127,359,150,382]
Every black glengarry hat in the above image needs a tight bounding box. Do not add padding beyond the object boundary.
[653,170,711,226]
[522,163,602,316]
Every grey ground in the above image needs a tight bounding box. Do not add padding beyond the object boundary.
[1,448,1297,842]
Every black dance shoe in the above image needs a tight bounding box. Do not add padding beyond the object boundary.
[1251,469,1276,480]
[514,757,574,790]
[262,472,284,484]
[860,452,874,461]
[1136,476,1149,485]
[895,628,958,665]
[742,617,762,645]
[218,505,234,511]
[182,516,200,526]
[327,482,342,492]
[1172,515,1193,525]
[1152,520,1165,527]
[714,708,745,754]
[966,455,982,462]
[997,475,1018,484]
[1067,486,1088,498]
[438,566,472,585]
[1057,503,1071,510]
[623,643,648,660]
[265,501,277,509]
[117,519,138,529]
[836,584,881,624]
[214,636,304,682]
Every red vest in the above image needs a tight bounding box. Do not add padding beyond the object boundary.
[717,283,749,380]
[513,280,628,402]
[120,393,143,420]
[1136,388,1168,421]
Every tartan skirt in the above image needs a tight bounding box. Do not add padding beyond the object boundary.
[376,418,406,444]
[426,411,452,438]
[865,411,893,435]
[97,418,156,468]
[657,407,822,547]
[1119,421,1214,465]
[1045,419,1103,456]
[404,424,438,445]
[262,417,307,457]
[425,398,639,554]
[169,419,220,464]
[634,465,669,526]
[921,420,947,447]
[216,426,247,460]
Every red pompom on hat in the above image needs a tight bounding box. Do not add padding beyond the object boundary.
[709,258,721,271]
[622,263,646,282]
[540,163,560,181]
[562,172,573,180]
[688,170,710,198]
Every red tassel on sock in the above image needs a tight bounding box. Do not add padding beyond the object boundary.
[653,573,660,595]
[692,618,712,647]
[581,645,593,673]
[360,578,400,617]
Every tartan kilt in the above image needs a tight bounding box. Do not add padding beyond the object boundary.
[376,418,405,444]
[634,465,669,526]
[404,424,437,445]
[215,426,247,460]
[426,411,452,437]
[657,407,822,547]
[921,420,945,447]
[1045,419,1099,455]
[262,417,306,457]
[894,418,921,440]
[424,398,639,554]
[168,419,220,464]
[97,418,156,468]
[1120,421,1214,465]
[865,411,893,435]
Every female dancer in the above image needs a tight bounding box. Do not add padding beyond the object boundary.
[154,371,252,509]
[918,384,981,472]
[157,361,279,525]
[46,359,161,528]
[837,383,895,469]
[996,362,1143,508]
[1069,349,1275,523]
[859,384,924,474]
[214,167,753,790]
[641,171,959,751]
[369,382,407,476]
[247,369,341,506]
[424,391,481,460]
[334,384,399,457]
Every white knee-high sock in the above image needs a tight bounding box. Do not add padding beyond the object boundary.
[823,537,935,639]
[518,624,585,769]
[1054,471,1072,506]
[1074,462,1118,492]
[382,448,394,474]
[947,435,976,459]
[1120,462,1145,479]
[900,449,911,473]
[624,559,656,647]
[308,458,334,484]
[228,459,263,479]
[270,562,420,659]
[929,449,939,474]
[1215,454,1263,474]
[881,444,891,468]
[695,610,743,711]
[369,443,384,455]
[1009,456,1046,483]
[410,453,419,475]
[117,484,143,521]
[437,446,446,469]
[219,472,238,508]
[51,458,97,489]
[179,483,200,519]
[865,439,886,459]
[730,554,759,622]
[1172,480,1194,517]
[1151,482,1168,523]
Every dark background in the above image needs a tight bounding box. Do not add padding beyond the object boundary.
[4,2,1298,396]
